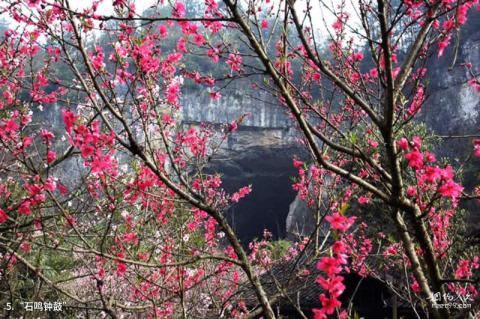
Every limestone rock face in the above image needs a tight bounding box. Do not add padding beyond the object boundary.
[421,36,480,141]
[182,79,291,129]
[285,192,314,238]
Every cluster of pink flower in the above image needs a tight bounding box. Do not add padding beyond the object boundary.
[399,137,465,255]
[313,215,355,319]
[175,126,210,157]
[474,139,480,157]
[434,0,479,57]
[0,96,64,225]
[449,257,479,297]
[248,230,275,268]
[231,185,252,203]
[407,85,425,116]
[468,77,480,92]
[63,110,118,176]
[226,53,243,72]
[399,136,464,203]
[90,46,105,71]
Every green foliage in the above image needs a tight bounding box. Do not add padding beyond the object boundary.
[267,239,291,259]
